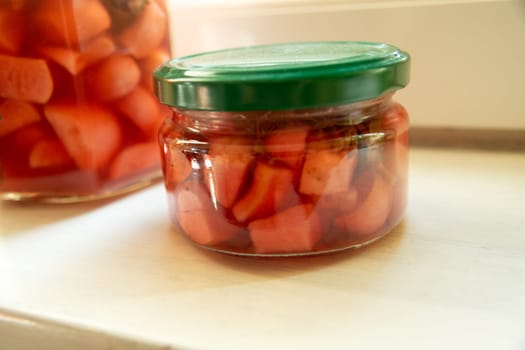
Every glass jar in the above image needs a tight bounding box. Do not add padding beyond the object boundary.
[154,42,410,256]
[0,0,171,202]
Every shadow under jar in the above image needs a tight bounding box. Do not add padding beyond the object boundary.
[0,0,172,202]
[154,42,410,256]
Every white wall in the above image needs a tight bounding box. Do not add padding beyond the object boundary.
[168,0,525,129]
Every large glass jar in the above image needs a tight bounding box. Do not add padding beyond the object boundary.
[0,0,171,202]
[154,42,410,256]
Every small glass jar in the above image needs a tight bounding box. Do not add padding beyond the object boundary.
[154,42,410,256]
[0,0,171,202]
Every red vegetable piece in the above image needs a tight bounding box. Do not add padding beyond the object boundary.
[264,127,309,169]
[29,138,73,169]
[334,172,393,238]
[86,54,141,101]
[139,49,170,92]
[173,181,240,245]
[162,142,191,190]
[232,161,297,222]
[36,35,115,75]
[0,99,41,137]
[0,54,53,103]
[33,0,111,45]
[109,142,160,179]
[0,8,24,54]
[203,137,254,208]
[9,123,52,153]
[0,124,54,177]
[44,102,122,170]
[119,1,167,59]
[116,86,160,136]
[249,204,321,254]
[299,150,357,195]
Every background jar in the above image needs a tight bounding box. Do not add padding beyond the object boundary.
[0,0,171,202]
[154,42,410,256]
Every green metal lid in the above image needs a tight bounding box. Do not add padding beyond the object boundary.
[153,41,410,111]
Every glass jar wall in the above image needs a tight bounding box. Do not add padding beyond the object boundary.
[154,41,410,256]
[0,0,171,202]
[159,95,409,256]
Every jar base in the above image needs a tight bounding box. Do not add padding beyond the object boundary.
[183,223,399,258]
[0,171,162,204]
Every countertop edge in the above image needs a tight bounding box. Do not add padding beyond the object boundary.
[0,307,180,350]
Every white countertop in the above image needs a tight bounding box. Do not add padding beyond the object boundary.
[1,147,524,350]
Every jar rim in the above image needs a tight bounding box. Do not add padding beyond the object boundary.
[154,41,410,111]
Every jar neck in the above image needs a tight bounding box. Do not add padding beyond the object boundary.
[170,94,394,137]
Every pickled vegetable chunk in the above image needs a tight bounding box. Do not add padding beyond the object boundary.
[264,127,308,169]
[299,150,357,195]
[162,143,192,190]
[232,162,297,222]
[116,86,160,136]
[204,138,254,208]
[29,138,73,169]
[33,0,111,45]
[0,99,41,137]
[118,1,167,59]
[0,55,53,103]
[109,141,160,179]
[173,181,240,245]
[249,204,321,254]
[87,54,141,101]
[0,8,24,54]
[140,49,170,91]
[44,102,122,170]
[36,35,116,75]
